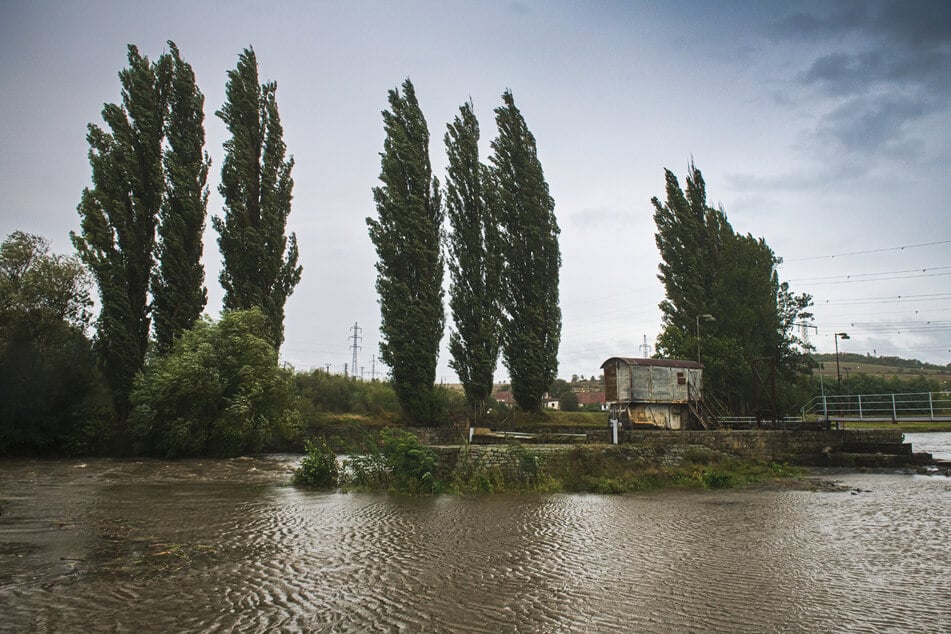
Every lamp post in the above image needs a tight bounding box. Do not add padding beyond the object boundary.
[834,332,850,388]
[697,314,715,364]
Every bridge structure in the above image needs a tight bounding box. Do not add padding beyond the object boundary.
[799,391,951,423]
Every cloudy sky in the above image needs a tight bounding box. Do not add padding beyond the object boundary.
[2,0,949,382]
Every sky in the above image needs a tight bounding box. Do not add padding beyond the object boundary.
[2,0,949,383]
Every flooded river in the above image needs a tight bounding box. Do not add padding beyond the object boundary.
[1,434,949,632]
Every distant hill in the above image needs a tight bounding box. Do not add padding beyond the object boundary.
[812,353,951,382]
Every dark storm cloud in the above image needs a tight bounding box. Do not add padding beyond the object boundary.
[819,94,929,154]
[769,1,951,154]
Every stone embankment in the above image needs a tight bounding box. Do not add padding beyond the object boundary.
[460,428,935,470]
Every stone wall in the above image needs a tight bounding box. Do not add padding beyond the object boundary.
[585,428,908,461]
[445,429,922,474]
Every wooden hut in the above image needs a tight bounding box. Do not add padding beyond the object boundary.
[601,358,709,429]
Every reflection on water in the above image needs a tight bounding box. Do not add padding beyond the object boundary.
[1,455,949,632]
[906,431,951,460]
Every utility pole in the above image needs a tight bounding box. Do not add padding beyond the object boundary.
[349,322,362,381]
[371,355,377,381]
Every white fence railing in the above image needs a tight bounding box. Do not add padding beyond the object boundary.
[800,391,951,422]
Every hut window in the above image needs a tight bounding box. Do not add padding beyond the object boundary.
[677,372,686,385]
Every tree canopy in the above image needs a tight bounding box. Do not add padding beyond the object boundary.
[652,162,814,415]
[445,100,501,419]
[214,47,301,351]
[367,79,445,425]
[72,44,167,418]
[0,232,111,454]
[153,41,210,353]
[130,309,299,457]
[491,90,561,413]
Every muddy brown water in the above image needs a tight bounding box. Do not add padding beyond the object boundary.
[1,435,949,632]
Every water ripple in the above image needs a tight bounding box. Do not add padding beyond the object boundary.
[1,459,949,632]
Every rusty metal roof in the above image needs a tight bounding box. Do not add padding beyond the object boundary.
[600,357,703,370]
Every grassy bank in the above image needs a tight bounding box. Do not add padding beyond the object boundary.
[294,430,804,495]
[449,444,803,495]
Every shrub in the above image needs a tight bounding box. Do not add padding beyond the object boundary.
[294,439,340,488]
[130,309,300,457]
[344,428,442,493]
[380,428,440,493]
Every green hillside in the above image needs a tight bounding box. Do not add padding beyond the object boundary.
[812,353,951,386]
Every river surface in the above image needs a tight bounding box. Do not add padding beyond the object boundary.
[1,434,949,633]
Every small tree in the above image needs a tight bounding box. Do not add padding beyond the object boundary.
[559,391,579,412]
[130,308,299,457]
[0,232,112,454]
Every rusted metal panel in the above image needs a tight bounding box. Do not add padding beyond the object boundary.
[601,357,703,409]
[626,404,684,429]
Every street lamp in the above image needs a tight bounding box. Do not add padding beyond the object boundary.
[834,332,850,388]
[697,314,715,364]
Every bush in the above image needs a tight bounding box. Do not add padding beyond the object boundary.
[344,428,442,493]
[559,391,579,412]
[130,309,300,457]
[294,439,339,488]
[294,371,402,420]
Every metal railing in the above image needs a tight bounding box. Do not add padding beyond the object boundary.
[800,391,951,422]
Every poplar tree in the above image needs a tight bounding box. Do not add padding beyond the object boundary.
[652,162,814,414]
[72,45,167,417]
[152,42,209,353]
[214,48,301,351]
[367,79,444,424]
[490,90,561,413]
[444,100,501,419]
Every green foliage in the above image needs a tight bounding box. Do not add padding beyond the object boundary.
[0,232,113,454]
[294,370,402,419]
[559,391,580,412]
[214,48,301,350]
[153,41,209,353]
[444,100,502,421]
[651,161,814,415]
[813,365,944,396]
[345,428,441,494]
[491,90,561,413]
[366,79,445,425]
[293,439,339,488]
[547,378,570,398]
[129,309,300,457]
[72,44,168,418]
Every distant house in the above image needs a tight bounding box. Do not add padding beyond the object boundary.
[576,391,607,410]
[492,390,516,406]
[601,357,709,429]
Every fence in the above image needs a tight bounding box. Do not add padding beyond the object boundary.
[800,391,951,422]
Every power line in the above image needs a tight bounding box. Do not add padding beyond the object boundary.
[787,266,951,285]
[819,292,951,306]
[781,240,951,263]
